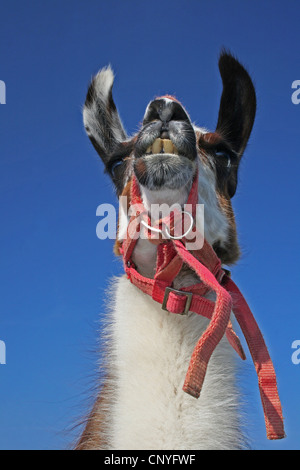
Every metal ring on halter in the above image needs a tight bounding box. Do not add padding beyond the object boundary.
[164,211,194,240]
[140,220,163,235]
[141,211,194,240]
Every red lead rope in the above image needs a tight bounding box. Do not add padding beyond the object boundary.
[173,239,285,440]
[120,175,285,440]
[223,276,285,440]
[173,238,233,399]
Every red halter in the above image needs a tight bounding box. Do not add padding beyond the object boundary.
[119,173,285,440]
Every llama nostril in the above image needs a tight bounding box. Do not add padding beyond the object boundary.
[160,123,169,139]
[160,130,170,139]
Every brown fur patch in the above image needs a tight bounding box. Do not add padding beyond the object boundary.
[133,158,147,182]
[215,193,240,265]
[74,380,112,450]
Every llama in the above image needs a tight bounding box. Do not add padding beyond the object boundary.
[76,52,284,450]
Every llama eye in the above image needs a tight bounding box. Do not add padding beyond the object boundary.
[215,150,231,169]
[110,159,123,177]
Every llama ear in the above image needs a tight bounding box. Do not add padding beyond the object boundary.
[216,52,256,157]
[83,66,128,166]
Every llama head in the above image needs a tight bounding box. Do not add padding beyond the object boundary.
[83,52,256,265]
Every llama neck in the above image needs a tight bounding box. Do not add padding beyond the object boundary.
[108,276,247,450]
[108,165,245,449]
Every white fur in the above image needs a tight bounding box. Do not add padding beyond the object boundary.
[93,65,115,99]
[107,277,246,450]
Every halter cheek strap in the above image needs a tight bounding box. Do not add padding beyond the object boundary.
[119,173,285,441]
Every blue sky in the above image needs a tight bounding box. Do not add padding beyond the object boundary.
[0,0,299,450]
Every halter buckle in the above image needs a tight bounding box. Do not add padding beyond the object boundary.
[162,287,193,315]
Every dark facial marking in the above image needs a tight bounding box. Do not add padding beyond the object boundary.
[105,141,134,195]
[198,132,239,198]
